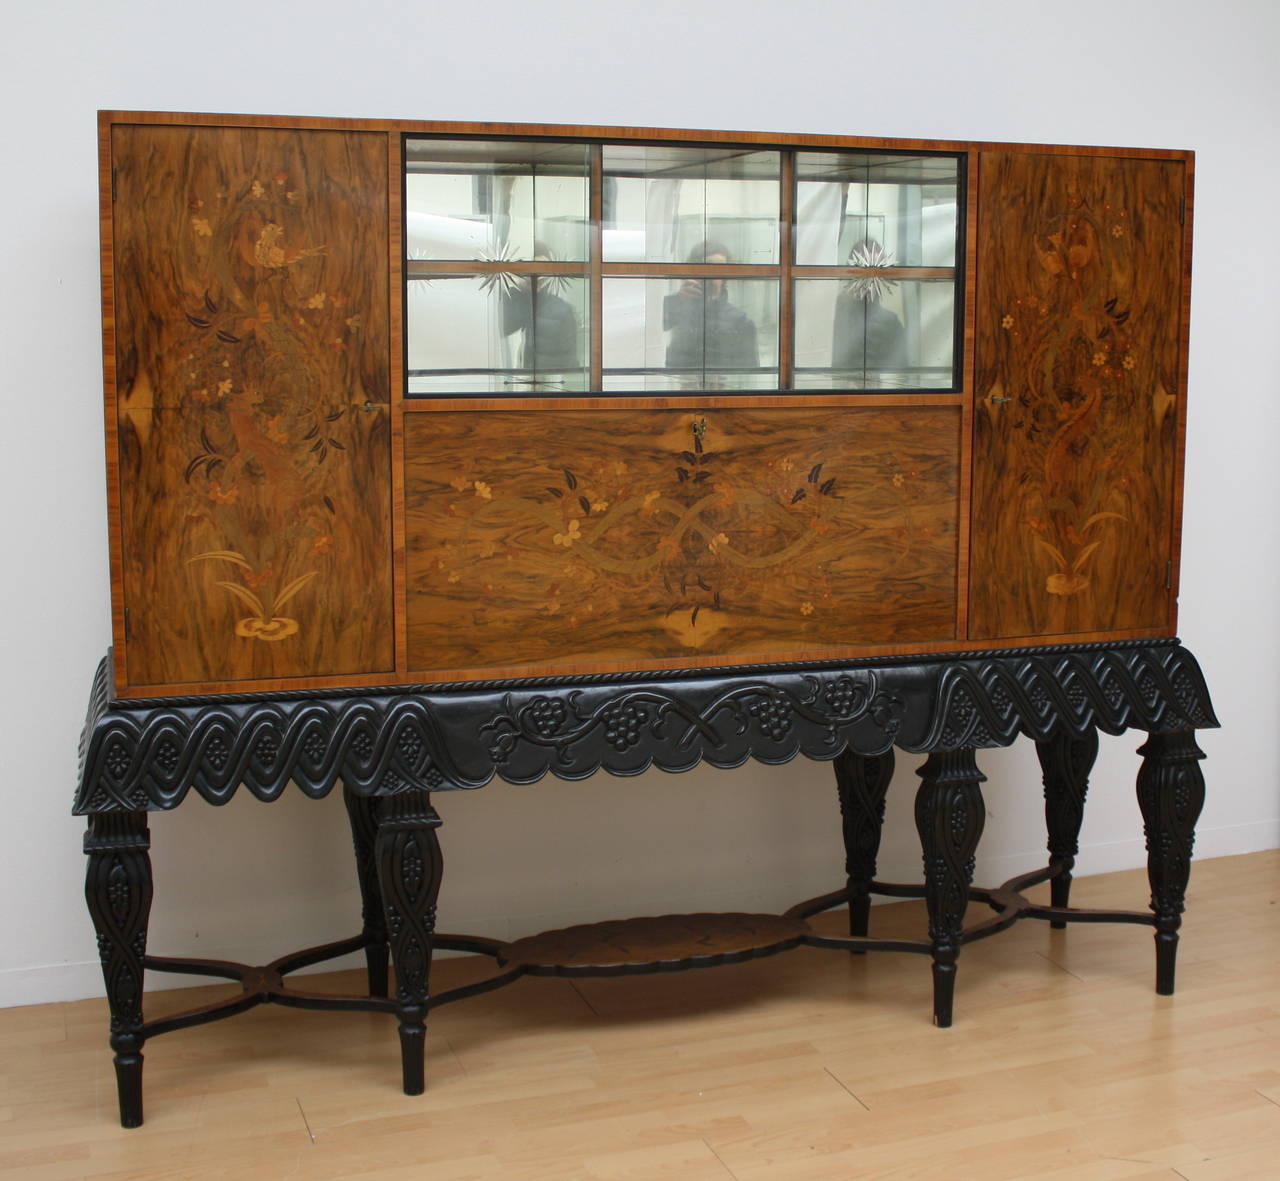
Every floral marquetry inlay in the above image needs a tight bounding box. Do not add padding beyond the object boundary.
[971,152,1185,639]
[110,124,394,688]
[404,406,960,675]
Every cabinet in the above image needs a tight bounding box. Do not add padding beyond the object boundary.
[83,114,1212,1128]
[100,112,1192,701]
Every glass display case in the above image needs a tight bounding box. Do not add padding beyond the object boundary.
[405,136,961,396]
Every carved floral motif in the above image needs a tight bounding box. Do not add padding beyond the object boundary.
[75,642,1216,813]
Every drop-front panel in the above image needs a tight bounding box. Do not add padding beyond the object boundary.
[404,406,960,677]
[98,113,1193,698]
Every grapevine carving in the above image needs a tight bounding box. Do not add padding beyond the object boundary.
[76,640,1215,813]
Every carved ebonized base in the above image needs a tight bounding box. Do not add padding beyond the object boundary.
[81,791,444,1125]
[373,790,442,1094]
[1137,730,1207,994]
[84,813,152,1128]
[76,640,1216,1127]
[344,786,389,998]
[1038,729,1099,925]
[835,748,894,947]
[914,749,986,1026]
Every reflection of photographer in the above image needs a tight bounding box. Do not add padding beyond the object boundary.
[501,242,580,372]
[832,240,907,374]
[663,239,759,372]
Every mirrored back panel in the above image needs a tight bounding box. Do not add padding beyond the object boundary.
[405,135,963,397]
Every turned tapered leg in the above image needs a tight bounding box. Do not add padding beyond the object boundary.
[915,749,986,1028]
[375,791,443,1095]
[1136,730,1206,996]
[1037,729,1099,927]
[344,786,389,997]
[834,749,894,944]
[84,812,153,1128]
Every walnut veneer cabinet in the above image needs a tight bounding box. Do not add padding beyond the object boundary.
[99,112,1194,696]
[79,112,1216,1127]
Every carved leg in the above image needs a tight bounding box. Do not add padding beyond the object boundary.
[84,813,153,1128]
[374,791,443,1095]
[344,786,389,997]
[834,749,894,946]
[1036,729,1099,927]
[915,750,986,1028]
[1136,731,1206,995]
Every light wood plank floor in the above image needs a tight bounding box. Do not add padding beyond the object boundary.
[4,851,1278,1180]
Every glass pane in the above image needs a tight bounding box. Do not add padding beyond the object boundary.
[405,139,590,264]
[407,274,589,395]
[602,145,780,264]
[795,153,959,267]
[793,278,955,390]
[602,277,778,391]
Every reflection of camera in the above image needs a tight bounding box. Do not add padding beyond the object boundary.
[662,286,721,330]
[662,291,695,332]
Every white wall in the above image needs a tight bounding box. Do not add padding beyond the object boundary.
[1,0,1276,1006]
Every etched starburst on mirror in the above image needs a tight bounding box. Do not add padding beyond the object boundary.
[842,240,899,303]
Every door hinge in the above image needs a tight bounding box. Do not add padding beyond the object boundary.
[111,167,117,204]
[1179,195,1185,225]
[1165,561,1173,590]
[123,607,132,640]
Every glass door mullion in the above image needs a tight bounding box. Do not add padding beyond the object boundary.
[779,150,796,391]
[589,144,604,390]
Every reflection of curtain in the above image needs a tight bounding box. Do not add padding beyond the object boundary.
[648,179,683,260]
[644,180,683,365]
[795,184,844,367]
[795,182,842,263]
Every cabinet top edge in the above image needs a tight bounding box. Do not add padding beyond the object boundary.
[95,110,1194,161]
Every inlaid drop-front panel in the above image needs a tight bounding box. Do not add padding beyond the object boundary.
[969,152,1185,640]
[110,124,394,689]
[404,407,959,675]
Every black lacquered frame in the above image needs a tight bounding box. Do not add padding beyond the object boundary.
[76,638,1216,1127]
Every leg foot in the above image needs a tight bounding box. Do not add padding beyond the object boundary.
[930,957,958,1028]
[375,790,442,1095]
[84,813,153,1128]
[1155,931,1179,996]
[915,749,985,1026]
[1037,730,1098,927]
[1136,731,1206,996]
[398,1009,426,1095]
[111,1035,145,1128]
[834,749,894,948]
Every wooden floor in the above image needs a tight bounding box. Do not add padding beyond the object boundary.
[4,851,1279,1180]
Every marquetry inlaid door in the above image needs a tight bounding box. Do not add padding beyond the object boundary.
[969,151,1187,640]
[109,124,394,689]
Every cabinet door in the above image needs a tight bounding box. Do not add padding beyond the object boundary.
[109,124,393,689]
[969,151,1186,640]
